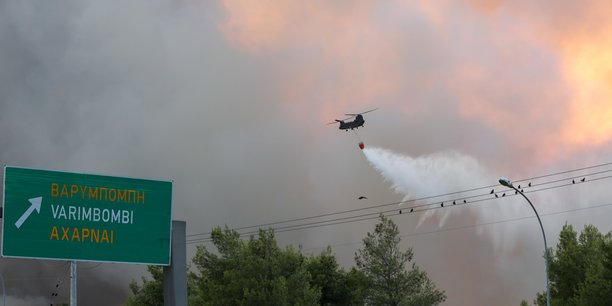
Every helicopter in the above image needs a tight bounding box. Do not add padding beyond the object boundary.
[328,108,378,131]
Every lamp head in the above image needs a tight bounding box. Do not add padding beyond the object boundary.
[499,177,513,188]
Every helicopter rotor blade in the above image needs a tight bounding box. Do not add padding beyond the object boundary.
[360,107,378,114]
[344,108,378,116]
[326,119,345,125]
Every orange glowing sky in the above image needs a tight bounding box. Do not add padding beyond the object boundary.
[563,38,612,146]
[219,0,612,160]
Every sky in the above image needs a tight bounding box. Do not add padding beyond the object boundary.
[1,0,612,305]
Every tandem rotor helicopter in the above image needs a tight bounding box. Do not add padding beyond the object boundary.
[327,108,378,131]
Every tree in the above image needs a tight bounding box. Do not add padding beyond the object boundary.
[343,267,371,304]
[125,227,367,305]
[191,226,320,305]
[305,247,369,305]
[529,224,612,306]
[355,214,446,306]
[127,218,447,305]
[126,265,199,306]
[126,266,164,306]
[520,300,530,306]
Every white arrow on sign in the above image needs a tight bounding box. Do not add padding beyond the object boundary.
[14,196,43,229]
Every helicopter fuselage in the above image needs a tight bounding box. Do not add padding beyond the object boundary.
[337,114,365,130]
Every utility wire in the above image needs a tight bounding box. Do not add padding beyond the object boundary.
[187,163,612,244]
[187,169,612,244]
[187,163,612,237]
[50,262,70,306]
[301,201,612,252]
[186,167,612,244]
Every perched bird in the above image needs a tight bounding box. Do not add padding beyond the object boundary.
[528,182,532,187]
[463,200,467,204]
[441,202,444,207]
[521,189,524,193]
[517,184,521,189]
[399,210,402,214]
[453,201,456,205]
[572,179,576,184]
[581,178,586,182]
[515,190,518,195]
[410,208,414,213]
[358,196,368,200]
[490,189,494,194]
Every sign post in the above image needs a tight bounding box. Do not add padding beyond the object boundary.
[163,220,187,306]
[1,166,173,265]
[70,261,77,306]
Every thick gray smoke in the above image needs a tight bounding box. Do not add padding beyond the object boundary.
[0,1,236,305]
[0,1,338,305]
[2,1,612,306]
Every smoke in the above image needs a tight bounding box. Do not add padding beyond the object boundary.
[2,1,612,305]
[0,258,137,306]
[5,295,48,306]
[0,1,320,304]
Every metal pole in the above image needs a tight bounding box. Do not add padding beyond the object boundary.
[512,187,551,306]
[499,178,550,306]
[70,261,77,306]
[164,220,187,306]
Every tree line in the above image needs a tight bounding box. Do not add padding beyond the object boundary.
[521,224,612,306]
[126,216,611,305]
[126,214,446,306]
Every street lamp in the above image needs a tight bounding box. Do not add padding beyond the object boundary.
[499,177,550,306]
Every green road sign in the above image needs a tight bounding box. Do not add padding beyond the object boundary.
[2,166,172,265]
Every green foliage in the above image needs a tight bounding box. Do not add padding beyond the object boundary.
[305,247,369,305]
[530,224,612,306]
[125,266,164,306]
[191,226,320,306]
[520,299,530,306]
[355,214,446,306]
[344,267,371,304]
[521,300,529,306]
[127,221,444,305]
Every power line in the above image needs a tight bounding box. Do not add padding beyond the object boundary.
[187,170,612,244]
[186,165,612,244]
[50,262,70,306]
[301,202,612,252]
[186,162,612,240]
